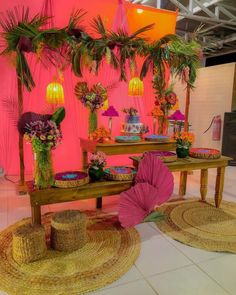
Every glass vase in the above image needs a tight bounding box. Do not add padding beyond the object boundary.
[176,146,189,158]
[33,149,54,189]
[89,110,98,136]
[88,166,104,181]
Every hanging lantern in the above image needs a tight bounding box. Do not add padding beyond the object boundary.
[102,99,109,110]
[46,80,64,104]
[128,77,144,96]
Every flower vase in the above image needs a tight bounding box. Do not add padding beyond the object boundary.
[158,116,164,135]
[89,110,98,135]
[153,117,157,134]
[176,146,189,158]
[88,166,104,181]
[33,149,54,189]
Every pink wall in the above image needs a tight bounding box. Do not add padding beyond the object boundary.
[0,0,176,175]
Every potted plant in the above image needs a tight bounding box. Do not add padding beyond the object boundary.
[175,131,195,158]
[88,151,107,181]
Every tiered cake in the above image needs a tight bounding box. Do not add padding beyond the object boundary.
[123,115,144,135]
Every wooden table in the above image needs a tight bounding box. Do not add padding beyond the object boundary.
[27,180,133,225]
[130,155,232,209]
[80,138,176,170]
[80,138,176,208]
[27,156,231,225]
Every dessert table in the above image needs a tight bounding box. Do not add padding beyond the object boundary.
[80,138,176,169]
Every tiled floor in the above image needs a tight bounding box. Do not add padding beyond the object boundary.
[0,166,235,295]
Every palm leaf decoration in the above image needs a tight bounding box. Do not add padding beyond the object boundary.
[90,16,119,73]
[169,38,201,88]
[107,24,153,81]
[0,7,50,91]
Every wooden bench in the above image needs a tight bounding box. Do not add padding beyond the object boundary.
[27,156,231,225]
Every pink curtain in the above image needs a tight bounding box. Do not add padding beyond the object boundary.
[0,0,166,175]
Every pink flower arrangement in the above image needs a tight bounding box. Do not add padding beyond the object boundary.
[89,151,107,168]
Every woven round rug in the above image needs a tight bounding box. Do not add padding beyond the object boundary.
[0,212,140,295]
[156,198,236,253]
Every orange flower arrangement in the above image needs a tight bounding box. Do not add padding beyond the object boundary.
[90,126,111,143]
[150,106,164,118]
[175,131,195,148]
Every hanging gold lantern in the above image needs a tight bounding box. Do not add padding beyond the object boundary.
[46,79,64,104]
[102,99,109,110]
[128,77,144,96]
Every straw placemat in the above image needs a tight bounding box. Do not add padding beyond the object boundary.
[156,198,236,253]
[0,212,140,295]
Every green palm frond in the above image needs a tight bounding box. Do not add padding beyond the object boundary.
[91,16,107,38]
[67,9,86,30]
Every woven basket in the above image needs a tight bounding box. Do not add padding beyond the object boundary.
[144,135,169,142]
[115,136,140,143]
[189,148,221,159]
[54,171,89,188]
[12,224,46,264]
[144,151,177,163]
[104,166,136,181]
[51,210,87,252]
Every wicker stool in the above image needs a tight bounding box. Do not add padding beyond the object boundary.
[12,224,46,264]
[51,210,87,252]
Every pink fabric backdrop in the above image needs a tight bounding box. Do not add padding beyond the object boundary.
[0,0,170,175]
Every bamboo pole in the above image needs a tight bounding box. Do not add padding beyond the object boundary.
[17,76,25,187]
[184,84,191,132]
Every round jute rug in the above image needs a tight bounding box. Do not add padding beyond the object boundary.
[0,212,140,295]
[156,198,236,253]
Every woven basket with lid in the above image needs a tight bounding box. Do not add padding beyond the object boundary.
[51,210,87,252]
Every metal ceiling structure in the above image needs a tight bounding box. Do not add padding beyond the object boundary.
[127,0,236,57]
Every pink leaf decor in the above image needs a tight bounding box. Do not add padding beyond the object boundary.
[118,153,174,228]
[135,153,174,205]
[119,183,159,228]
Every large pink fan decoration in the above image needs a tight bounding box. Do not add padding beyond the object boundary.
[119,153,174,228]
[135,153,174,203]
[119,183,160,228]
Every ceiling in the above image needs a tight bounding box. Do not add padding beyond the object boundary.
[127,0,236,57]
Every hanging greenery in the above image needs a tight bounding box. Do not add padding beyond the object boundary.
[0,6,202,94]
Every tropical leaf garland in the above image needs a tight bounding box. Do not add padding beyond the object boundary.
[0,6,202,94]
[0,7,49,91]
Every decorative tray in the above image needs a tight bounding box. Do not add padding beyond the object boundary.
[115,136,141,143]
[189,148,221,159]
[103,166,137,181]
[54,171,89,188]
[144,151,177,163]
[144,135,169,142]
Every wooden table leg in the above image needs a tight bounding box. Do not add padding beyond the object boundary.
[96,197,102,209]
[31,205,41,225]
[200,169,208,201]
[82,150,88,171]
[179,171,188,197]
[215,166,225,208]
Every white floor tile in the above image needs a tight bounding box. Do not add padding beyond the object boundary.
[89,279,157,295]
[135,222,163,241]
[159,232,228,263]
[135,234,192,276]
[147,265,229,295]
[103,266,143,289]
[198,255,236,295]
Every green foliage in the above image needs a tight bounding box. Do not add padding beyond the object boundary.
[0,6,202,95]
[51,107,66,126]
[143,211,165,222]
